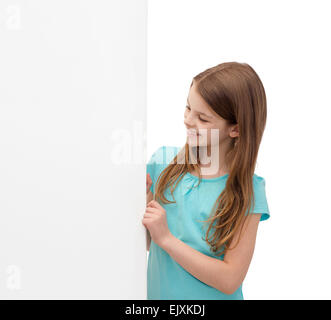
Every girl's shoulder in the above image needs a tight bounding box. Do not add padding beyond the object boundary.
[148,145,182,166]
[147,146,182,194]
[253,173,267,186]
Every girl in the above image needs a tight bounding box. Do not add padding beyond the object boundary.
[142,61,270,300]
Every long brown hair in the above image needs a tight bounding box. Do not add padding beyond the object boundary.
[153,62,267,257]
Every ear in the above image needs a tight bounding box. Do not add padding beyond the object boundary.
[229,124,239,139]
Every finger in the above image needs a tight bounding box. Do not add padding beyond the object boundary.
[143,213,154,219]
[145,207,158,214]
[147,200,161,209]
[146,174,152,192]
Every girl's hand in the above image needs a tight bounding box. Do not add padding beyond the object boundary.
[146,173,153,194]
[142,200,172,248]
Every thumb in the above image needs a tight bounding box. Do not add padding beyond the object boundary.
[146,173,153,192]
[147,173,152,185]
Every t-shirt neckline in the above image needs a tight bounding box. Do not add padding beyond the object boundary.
[186,171,229,182]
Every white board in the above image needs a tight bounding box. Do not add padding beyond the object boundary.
[0,0,147,299]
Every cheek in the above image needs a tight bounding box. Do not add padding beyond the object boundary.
[207,128,225,145]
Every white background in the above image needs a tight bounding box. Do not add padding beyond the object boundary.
[147,0,331,299]
[0,0,330,300]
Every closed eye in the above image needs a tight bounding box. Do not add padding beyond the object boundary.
[185,106,208,122]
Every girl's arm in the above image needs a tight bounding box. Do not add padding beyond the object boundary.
[160,213,262,295]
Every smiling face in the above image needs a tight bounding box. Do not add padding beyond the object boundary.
[184,82,237,152]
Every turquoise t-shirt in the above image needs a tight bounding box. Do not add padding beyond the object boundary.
[146,145,270,300]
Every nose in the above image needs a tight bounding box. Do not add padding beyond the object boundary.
[184,114,196,128]
[184,110,201,132]
[184,121,199,134]
[184,120,195,131]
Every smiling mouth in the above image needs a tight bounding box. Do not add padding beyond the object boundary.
[187,130,201,136]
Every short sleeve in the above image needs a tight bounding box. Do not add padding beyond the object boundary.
[249,174,270,221]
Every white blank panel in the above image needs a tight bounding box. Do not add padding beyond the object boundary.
[0,0,147,299]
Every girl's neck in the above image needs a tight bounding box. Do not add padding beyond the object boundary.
[197,145,230,176]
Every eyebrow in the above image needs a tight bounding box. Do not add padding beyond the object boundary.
[187,98,213,118]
